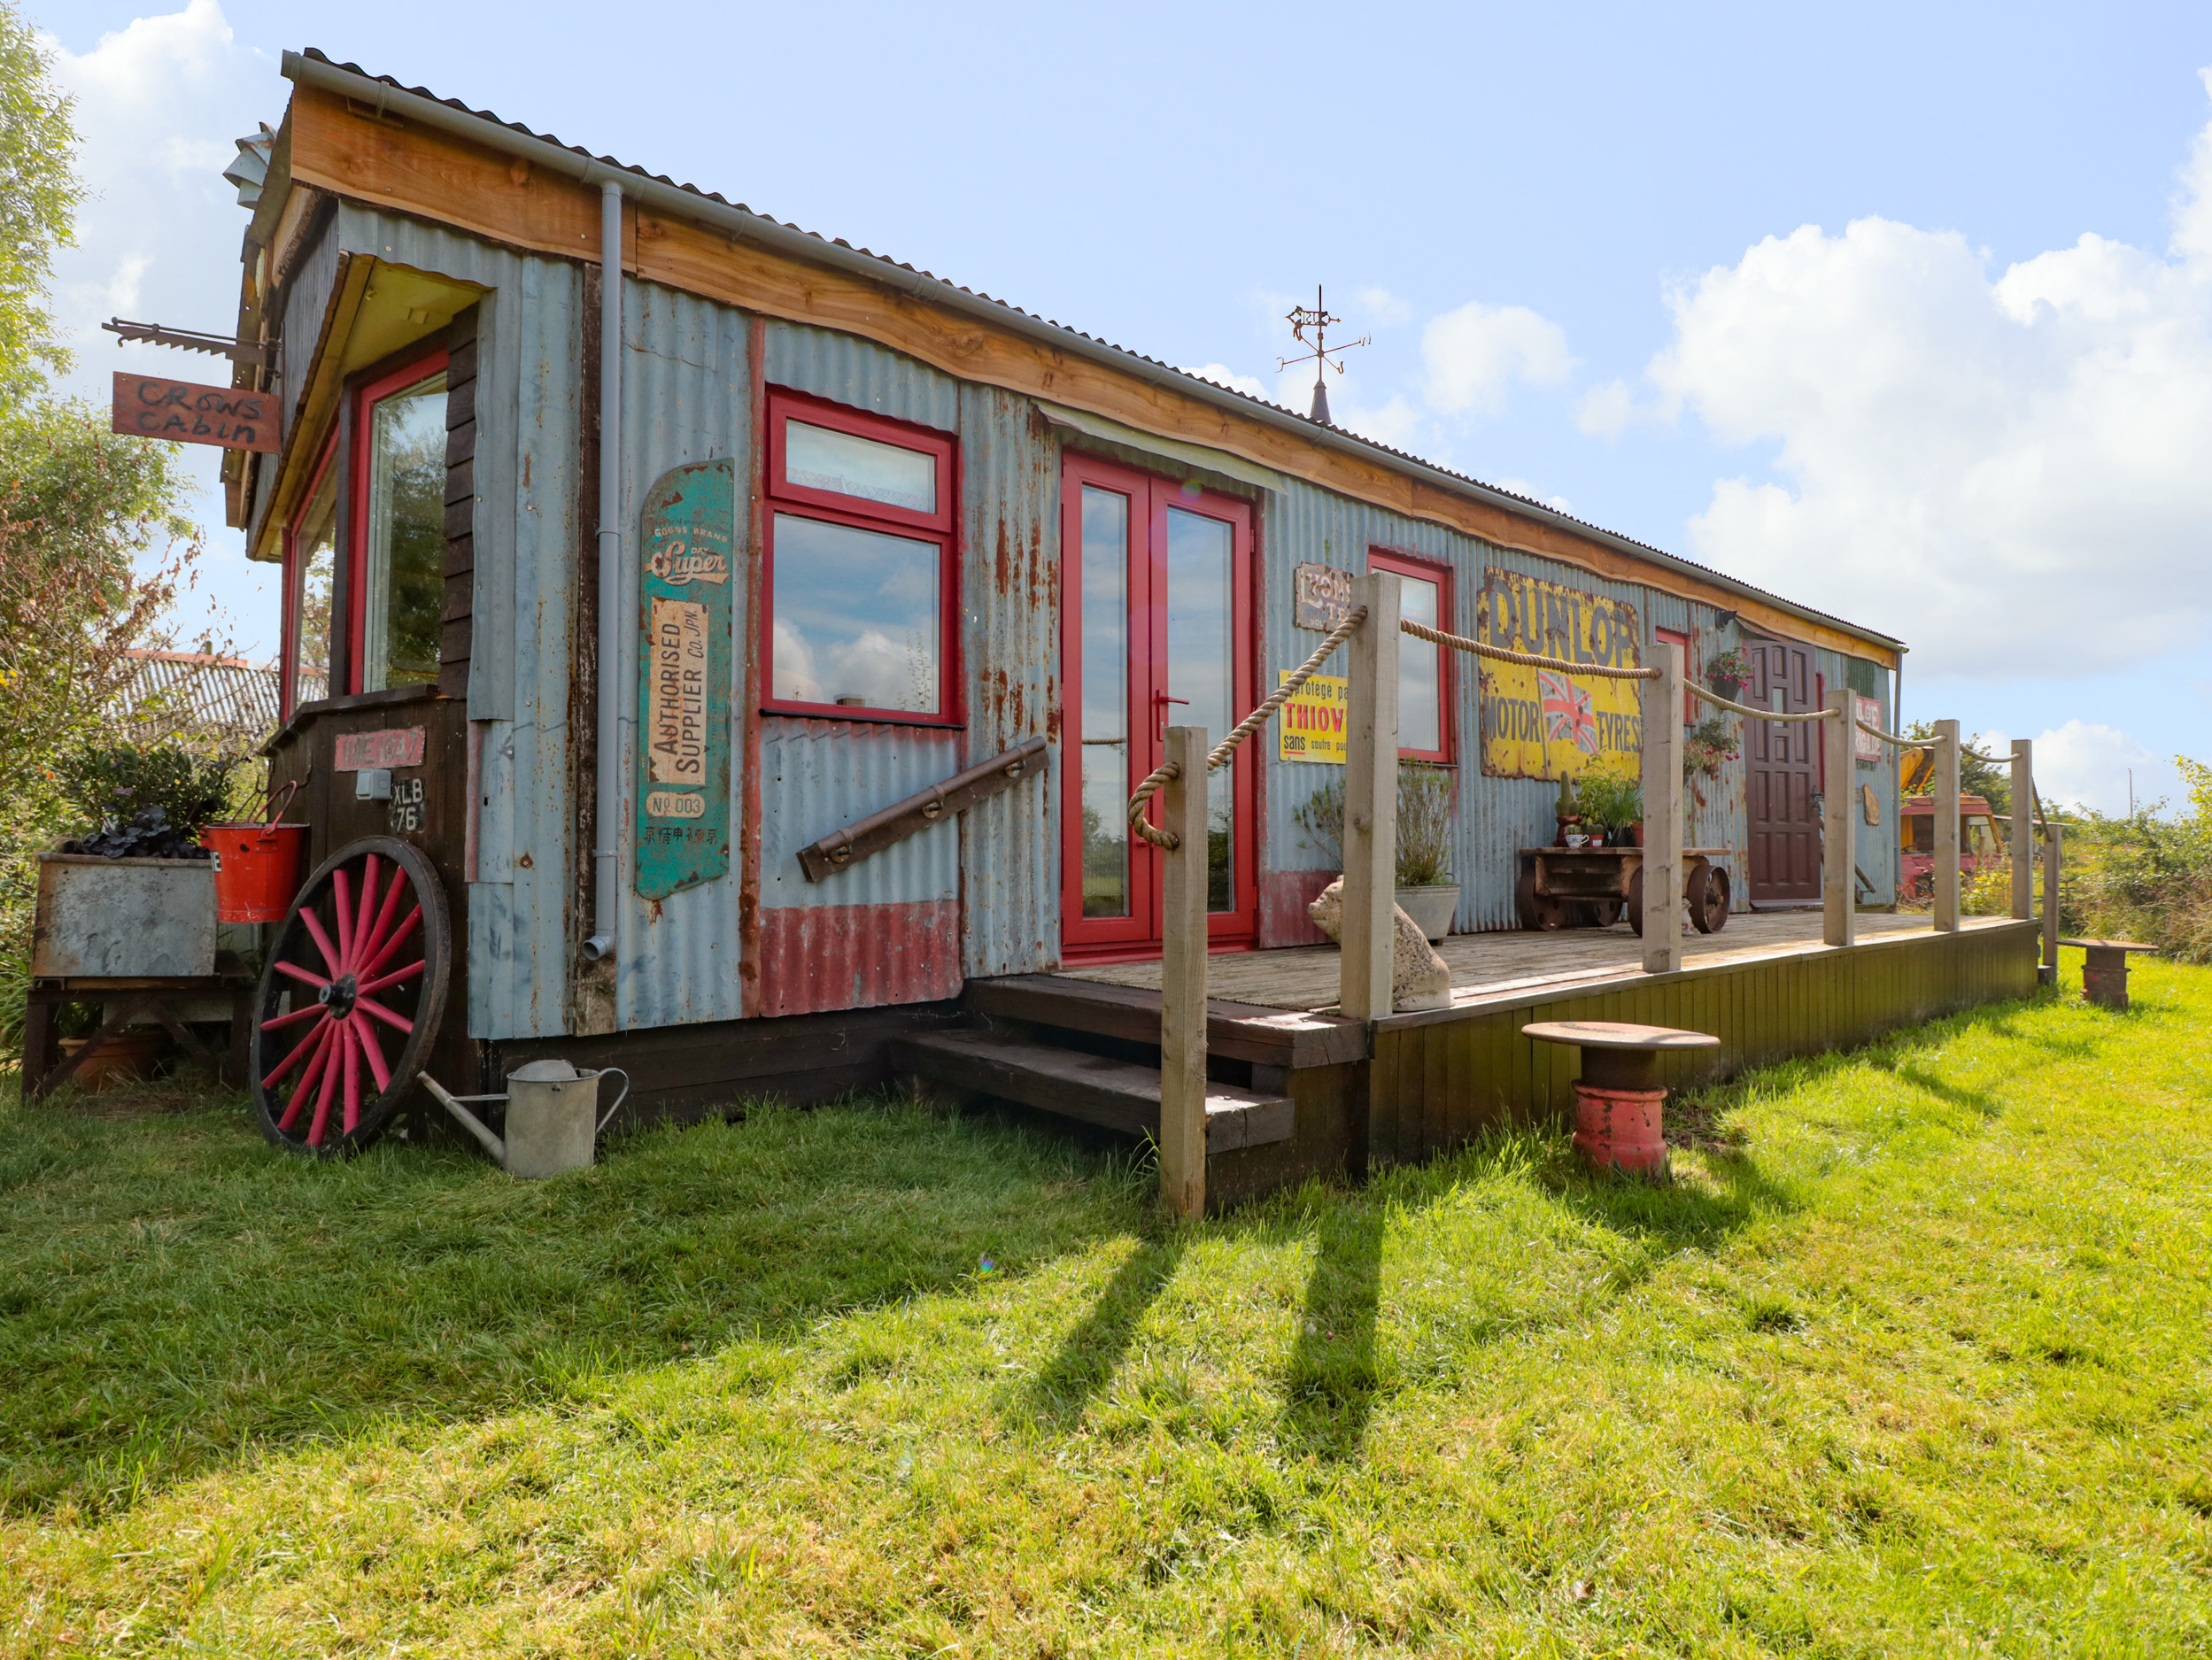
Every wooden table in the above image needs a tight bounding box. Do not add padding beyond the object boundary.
[2058,938,2156,1011]
[1516,846,1733,936]
[22,972,256,1100]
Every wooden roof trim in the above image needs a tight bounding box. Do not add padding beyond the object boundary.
[281,81,1897,668]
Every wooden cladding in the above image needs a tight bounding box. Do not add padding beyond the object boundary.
[279,81,1893,668]
[440,307,479,699]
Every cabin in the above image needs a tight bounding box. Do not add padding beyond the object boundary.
[218,50,2039,1201]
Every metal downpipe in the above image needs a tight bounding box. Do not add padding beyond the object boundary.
[583,179,623,964]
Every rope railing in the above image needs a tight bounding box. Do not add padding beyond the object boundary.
[1855,719,1915,747]
[1126,606,1369,851]
[1685,680,1838,722]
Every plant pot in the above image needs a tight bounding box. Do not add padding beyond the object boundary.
[1396,884,1459,944]
[58,1031,167,1093]
[1554,817,1582,846]
[1709,676,1744,703]
[1611,822,1644,848]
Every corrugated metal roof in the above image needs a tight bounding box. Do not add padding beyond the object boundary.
[283,49,1905,655]
[112,650,288,745]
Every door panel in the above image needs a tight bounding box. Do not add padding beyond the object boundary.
[1744,640,1821,901]
[1062,457,1256,957]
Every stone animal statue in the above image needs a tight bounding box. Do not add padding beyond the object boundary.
[1306,878,1452,1012]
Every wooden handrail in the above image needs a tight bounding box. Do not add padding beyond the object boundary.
[796,736,1048,883]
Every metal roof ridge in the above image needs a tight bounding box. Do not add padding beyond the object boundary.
[282,48,1904,652]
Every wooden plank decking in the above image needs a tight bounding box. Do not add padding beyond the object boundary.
[1056,909,1946,1015]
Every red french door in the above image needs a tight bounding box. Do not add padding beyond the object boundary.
[1060,456,1257,959]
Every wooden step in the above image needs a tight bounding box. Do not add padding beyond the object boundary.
[964,974,1365,1069]
[892,1029,1295,1154]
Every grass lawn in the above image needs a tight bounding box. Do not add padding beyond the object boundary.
[2,950,2208,1656]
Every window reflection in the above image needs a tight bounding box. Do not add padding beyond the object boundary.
[1079,487,1130,918]
[1397,572,1442,753]
[361,370,448,691]
[1166,506,1234,911]
[770,513,942,714]
[290,458,336,709]
[785,419,938,514]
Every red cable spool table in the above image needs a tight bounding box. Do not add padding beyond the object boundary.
[1522,1019,1721,1177]
[2058,938,2157,1011]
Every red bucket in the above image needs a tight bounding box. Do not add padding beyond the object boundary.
[208,821,311,923]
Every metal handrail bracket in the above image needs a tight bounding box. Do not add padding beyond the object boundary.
[798,735,1049,883]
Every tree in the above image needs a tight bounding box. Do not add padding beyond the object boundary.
[0,2,81,405]
[1902,719,2012,818]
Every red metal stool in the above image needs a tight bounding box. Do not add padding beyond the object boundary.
[1523,1019,1721,1177]
[2059,938,2157,1010]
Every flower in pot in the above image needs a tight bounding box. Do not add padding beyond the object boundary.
[1574,761,1644,847]
[1295,768,1461,944]
[1703,645,1752,705]
[1553,774,1583,846]
[1682,715,1741,783]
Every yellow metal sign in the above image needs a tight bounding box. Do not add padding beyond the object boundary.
[1276,670,1348,763]
[1475,568,1644,780]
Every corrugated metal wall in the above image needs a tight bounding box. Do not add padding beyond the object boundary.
[326,206,586,1041]
[1644,590,1750,908]
[1816,646,1900,904]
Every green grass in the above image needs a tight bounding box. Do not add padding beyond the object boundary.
[2,951,2208,1656]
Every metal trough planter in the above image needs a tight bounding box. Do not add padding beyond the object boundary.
[32,852,215,978]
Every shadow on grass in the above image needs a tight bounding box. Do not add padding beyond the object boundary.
[1277,1199,1386,1460]
[1018,1232,1187,1432]
[0,1086,1147,1518]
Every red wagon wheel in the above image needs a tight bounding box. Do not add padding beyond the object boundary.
[251,837,450,1158]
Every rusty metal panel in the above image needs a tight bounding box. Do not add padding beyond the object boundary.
[1815,645,1899,904]
[756,899,963,1017]
[758,716,963,912]
[762,319,959,434]
[325,207,589,1041]
[1644,589,1747,912]
[611,278,754,1032]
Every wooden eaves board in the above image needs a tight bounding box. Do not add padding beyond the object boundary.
[282,82,1894,668]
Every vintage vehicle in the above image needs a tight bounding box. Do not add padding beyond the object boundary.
[1898,791,2005,901]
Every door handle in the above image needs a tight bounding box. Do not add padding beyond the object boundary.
[1154,693,1190,737]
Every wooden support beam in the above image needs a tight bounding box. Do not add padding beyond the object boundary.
[1342,574,1400,1022]
[2042,821,2061,978]
[1158,724,1209,1220]
[1933,717,1961,933]
[1822,690,1856,947]
[1640,640,1684,972]
[2010,739,2034,921]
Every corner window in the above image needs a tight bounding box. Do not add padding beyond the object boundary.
[763,391,956,723]
[282,435,337,714]
[349,354,449,692]
[1368,549,1452,761]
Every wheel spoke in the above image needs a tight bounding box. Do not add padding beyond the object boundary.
[359,866,410,965]
[274,959,330,992]
[305,1026,344,1146]
[356,995,414,1036]
[263,1009,331,1087]
[341,1020,362,1135]
[358,1015,392,1093]
[260,1000,325,1034]
[276,1019,337,1130]
[355,959,425,999]
[331,869,355,966]
[356,906,422,984]
[352,855,382,971]
[300,907,344,977]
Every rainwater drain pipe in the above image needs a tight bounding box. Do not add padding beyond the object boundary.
[582,178,623,965]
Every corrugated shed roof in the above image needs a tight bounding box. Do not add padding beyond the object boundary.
[286,48,1904,654]
[112,650,290,745]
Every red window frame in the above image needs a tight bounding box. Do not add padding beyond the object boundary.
[1367,547,1454,763]
[1655,626,1693,724]
[1059,454,1258,958]
[761,388,961,727]
[279,428,340,719]
[345,348,450,695]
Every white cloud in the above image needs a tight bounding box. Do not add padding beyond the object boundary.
[1644,67,2212,680]
[1179,362,1270,401]
[1574,378,1638,438]
[1354,285,1413,327]
[1421,299,1574,415]
[2005,719,2175,816]
[48,2,276,652]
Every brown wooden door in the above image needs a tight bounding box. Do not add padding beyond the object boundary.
[1744,641,1821,902]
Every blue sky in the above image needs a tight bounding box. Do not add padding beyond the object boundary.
[45,0,2212,813]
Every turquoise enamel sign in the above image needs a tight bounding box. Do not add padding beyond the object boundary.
[635,459,735,900]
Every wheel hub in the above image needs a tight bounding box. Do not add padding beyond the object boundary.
[317,973,360,1018]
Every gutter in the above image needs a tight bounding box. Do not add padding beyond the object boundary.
[278,51,1903,658]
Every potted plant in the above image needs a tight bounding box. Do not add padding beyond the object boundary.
[1553,774,1584,846]
[1574,762,1645,847]
[1682,715,1741,783]
[1294,768,1462,943]
[1704,645,1752,704]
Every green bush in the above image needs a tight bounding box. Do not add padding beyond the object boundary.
[52,743,242,846]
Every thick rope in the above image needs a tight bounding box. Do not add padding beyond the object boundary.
[1856,719,1915,746]
[1126,607,1371,851]
[1398,616,1660,680]
[1960,745,2005,764]
[1686,680,1839,722]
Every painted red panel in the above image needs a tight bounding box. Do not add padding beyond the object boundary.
[1259,869,1338,949]
[756,899,962,1017]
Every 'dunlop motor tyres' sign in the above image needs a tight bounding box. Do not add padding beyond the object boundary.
[1475,567,1644,781]
[636,459,735,900]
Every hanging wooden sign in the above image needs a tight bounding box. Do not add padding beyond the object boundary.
[635,459,736,900]
[110,372,279,452]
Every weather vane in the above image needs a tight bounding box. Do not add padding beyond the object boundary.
[1278,285,1370,425]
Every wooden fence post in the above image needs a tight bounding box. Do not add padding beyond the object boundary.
[2041,820,2061,981]
[1342,573,1400,1022]
[2009,739,2034,921]
[1933,718,1961,933]
[1640,640,1683,972]
[1158,724,1209,1220]
[1822,690,1855,947]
